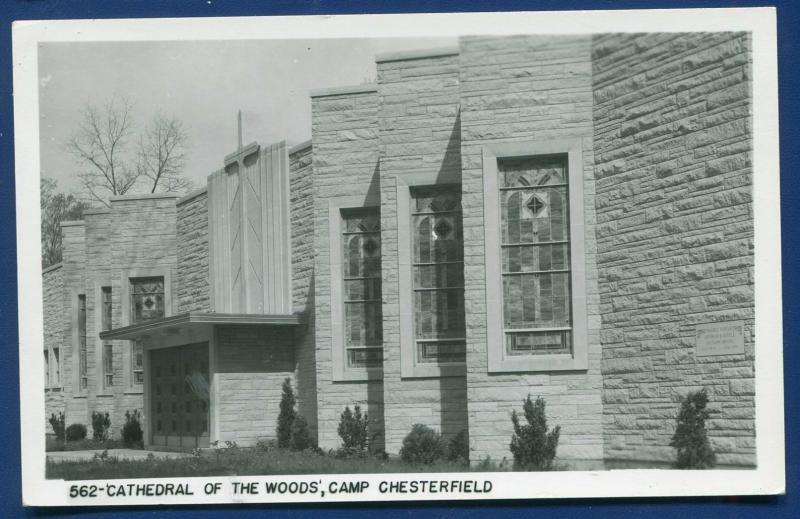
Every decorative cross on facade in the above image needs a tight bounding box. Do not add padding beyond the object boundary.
[223,110,260,170]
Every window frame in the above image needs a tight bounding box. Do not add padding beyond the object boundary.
[52,347,60,388]
[329,195,383,382]
[120,268,172,391]
[77,293,88,390]
[397,177,467,378]
[482,139,588,373]
[95,283,114,393]
[44,350,50,389]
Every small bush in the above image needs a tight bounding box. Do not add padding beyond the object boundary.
[290,415,314,451]
[65,423,87,442]
[447,429,469,463]
[121,410,143,448]
[276,378,296,449]
[399,424,445,465]
[337,405,369,455]
[91,411,111,441]
[49,412,65,442]
[670,388,716,469]
[509,395,560,471]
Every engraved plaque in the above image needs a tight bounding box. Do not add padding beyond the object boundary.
[695,321,745,356]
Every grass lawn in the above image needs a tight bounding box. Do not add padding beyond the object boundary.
[46,444,510,480]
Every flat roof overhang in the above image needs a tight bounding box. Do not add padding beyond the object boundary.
[99,312,305,341]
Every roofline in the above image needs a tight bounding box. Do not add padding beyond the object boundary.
[289,139,312,156]
[60,220,85,227]
[42,262,62,274]
[375,46,460,63]
[176,187,208,206]
[310,83,378,98]
[99,312,305,340]
[82,208,111,216]
[110,193,179,203]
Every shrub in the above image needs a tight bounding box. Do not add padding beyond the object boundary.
[290,415,314,451]
[49,412,65,442]
[337,405,369,454]
[509,395,560,471]
[65,423,87,442]
[447,429,469,463]
[121,410,144,448]
[276,378,296,449]
[670,388,716,469]
[91,411,111,441]
[399,424,445,465]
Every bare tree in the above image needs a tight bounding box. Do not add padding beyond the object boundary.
[137,114,192,194]
[40,177,90,268]
[67,97,139,207]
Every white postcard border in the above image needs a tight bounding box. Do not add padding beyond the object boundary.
[13,7,784,506]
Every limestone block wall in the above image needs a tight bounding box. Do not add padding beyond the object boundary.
[311,87,385,451]
[176,190,211,314]
[376,50,468,453]
[108,194,179,437]
[43,263,65,429]
[592,33,755,466]
[214,325,295,445]
[59,221,88,428]
[290,142,319,440]
[459,35,603,462]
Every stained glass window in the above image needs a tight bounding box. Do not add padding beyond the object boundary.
[130,277,165,324]
[132,340,144,385]
[342,209,383,368]
[412,186,466,364]
[499,154,572,355]
[78,294,88,390]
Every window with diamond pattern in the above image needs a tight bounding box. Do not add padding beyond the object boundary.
[130,277,165,324]
[342,209,383,369]
[411,186,466,364]
[499,154,573,355]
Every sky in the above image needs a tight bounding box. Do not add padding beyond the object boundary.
[38,37,455,195]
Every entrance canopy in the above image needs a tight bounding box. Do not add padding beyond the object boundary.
[99,312,304,341]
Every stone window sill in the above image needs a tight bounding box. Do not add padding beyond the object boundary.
[489,352,588,373]
[124,389,144,395]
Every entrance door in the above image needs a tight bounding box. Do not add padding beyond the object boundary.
[150,342,210,449]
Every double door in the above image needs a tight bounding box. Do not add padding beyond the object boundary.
[150,342,210,448]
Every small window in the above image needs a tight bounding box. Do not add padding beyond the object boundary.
[130,277,165,324]
[341,209,383,369]
[132,340,144,385]
[78,294,88,390]
[44,350,50,388]
[101,286,113,331]
[103,343,113,388]
[52,347,60,386]
[411,186,466,365]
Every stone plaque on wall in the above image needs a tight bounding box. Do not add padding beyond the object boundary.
[695,321,745,356]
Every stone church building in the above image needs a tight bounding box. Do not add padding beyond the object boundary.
[42,33,755,467]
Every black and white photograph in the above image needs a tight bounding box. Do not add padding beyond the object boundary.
[12,8,784,506]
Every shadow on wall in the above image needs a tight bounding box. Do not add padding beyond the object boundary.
[438,111,469,444]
